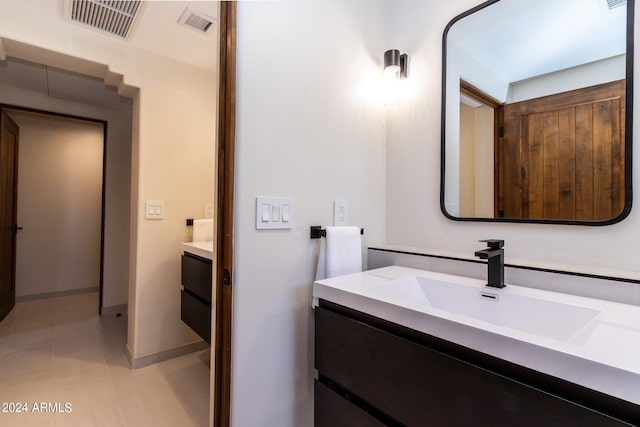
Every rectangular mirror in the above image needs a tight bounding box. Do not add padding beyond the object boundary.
[441,0,634,225]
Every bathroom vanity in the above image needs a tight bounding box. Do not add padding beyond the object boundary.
[181,241,214,344]
[313,267,640,426]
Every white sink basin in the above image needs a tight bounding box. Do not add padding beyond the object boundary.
[364,275,601,342]
[313,266,640,406]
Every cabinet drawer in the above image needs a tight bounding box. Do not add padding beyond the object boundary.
[315,306,624,427]
[181,290,211,344]
[314,380,385,427]
[181,253,212,303]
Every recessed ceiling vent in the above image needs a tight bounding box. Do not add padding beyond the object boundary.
[606,0,626,10]
[178,8,215,34]
[70,0,142,39]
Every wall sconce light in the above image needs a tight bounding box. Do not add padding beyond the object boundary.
[383,49,408,79]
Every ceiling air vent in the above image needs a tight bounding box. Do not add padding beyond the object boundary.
[70,0,142,39]
[178,8,215,34]
[606,0,626,10]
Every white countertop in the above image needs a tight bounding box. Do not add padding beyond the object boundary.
[312,266,640,406]
[182,241,214,260]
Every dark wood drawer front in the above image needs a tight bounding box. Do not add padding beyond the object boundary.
[181,254,212,303]
[315,306,625,427]
[181,290,211,344]
[314,380,385,427]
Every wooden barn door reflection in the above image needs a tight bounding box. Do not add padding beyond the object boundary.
[498,80,625,221]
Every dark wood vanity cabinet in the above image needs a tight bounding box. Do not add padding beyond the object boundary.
[181,252,212,344]
[314,301,638,426]
[314,380,385,427]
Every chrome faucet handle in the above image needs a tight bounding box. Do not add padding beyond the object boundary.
[479,239,504,250]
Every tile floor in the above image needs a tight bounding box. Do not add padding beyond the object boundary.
[0,292,210,427]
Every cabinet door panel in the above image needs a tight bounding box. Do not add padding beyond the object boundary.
[314,380,385,427]
[315,306,624,427]
[181,290,211,344]
[181,254,212,303]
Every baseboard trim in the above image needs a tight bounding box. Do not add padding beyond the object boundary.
[15,286,99,302]
[127,340,210,369]
[100,304,127,317]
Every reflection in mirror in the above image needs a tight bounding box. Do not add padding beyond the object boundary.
[442,0,633,224]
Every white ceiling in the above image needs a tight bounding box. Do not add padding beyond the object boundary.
[0,1,218,108]
[116,0,218,71]
[448,0,627,84]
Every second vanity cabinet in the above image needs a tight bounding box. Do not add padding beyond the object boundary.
[181,252,212,344]
[315,300,638,426]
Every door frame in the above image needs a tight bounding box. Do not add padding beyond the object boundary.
[213,2,237,426]
[0,109,18,321]
[459,81,502,217]
[0,104,107,311]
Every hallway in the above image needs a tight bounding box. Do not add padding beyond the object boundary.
[0,292,209,427]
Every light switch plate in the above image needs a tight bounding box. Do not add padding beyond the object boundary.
[256,197,294,230]
[145,200,165,220]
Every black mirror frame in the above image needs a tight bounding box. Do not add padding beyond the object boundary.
[440,0,634,226]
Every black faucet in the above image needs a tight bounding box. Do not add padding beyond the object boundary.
[474,239,505,288]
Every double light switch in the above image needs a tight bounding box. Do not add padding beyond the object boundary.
[256,197,294,230]
[145,200,165,219]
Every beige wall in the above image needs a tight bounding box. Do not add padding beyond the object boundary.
[12,111,103,297]
[459,103,493,218]
[0,0,218,361]
[128,48,217,358]
[459,103,475,216]
[474,104,494,217]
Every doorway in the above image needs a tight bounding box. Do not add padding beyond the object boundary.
[9,109,106,303]
[459,81,498,218]
[0,55,134,324]
[0,3,235,423]
[0,56,133,328]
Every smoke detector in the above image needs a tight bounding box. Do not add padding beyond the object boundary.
[69,0,143,40]
[178,7,215,35]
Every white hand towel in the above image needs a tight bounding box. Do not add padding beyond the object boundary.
[193,219,214,242]
[315,226,362,280]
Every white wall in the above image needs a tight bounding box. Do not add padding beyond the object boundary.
[233,0,387,425]
[386,0,640,279]
[0,0,217,360]
[508,54,626,103]
[12,111,103,297]
[447,42,510,102]
[0,83,132,309]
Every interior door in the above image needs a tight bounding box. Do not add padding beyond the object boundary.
[499,80,625,220]
[0,109,19,321]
